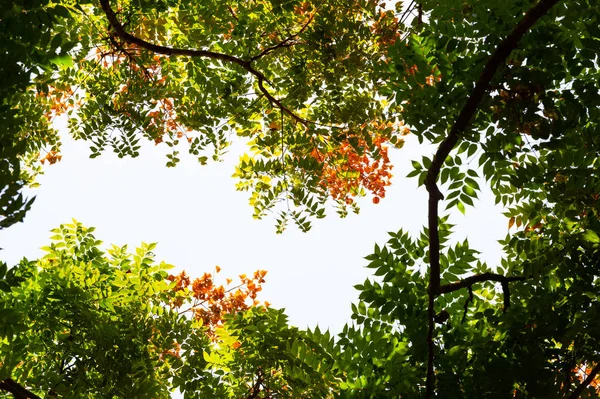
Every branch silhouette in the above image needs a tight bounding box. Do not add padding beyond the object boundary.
[99,0,308,125]
[423,0,561,397]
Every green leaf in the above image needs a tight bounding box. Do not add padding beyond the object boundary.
[49,54,73,69]
[582,229,599,244]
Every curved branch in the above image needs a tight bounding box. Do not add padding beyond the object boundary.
[567,362,600,399]
[423,2,560,398]
[0,379,42,399]
[98,0,308,125]
[441,272,525,314]
[425,0,560,295]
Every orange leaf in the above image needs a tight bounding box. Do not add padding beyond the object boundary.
[508,217,515,229]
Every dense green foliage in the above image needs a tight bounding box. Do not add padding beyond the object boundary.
[0,222,338,398]
[0,0,78,229]
[1,0,600,397]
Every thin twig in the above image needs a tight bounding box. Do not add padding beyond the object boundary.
[245,369,264,399]
[249,5,318,62]
[398,0,416,25]
[227,6,238,22]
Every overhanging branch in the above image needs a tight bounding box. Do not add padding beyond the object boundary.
[98,0,308,125]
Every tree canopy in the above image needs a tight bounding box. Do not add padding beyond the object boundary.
[2,0,600,397]
[0,221,334,398]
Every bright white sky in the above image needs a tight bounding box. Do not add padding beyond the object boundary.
[0,122,506,334]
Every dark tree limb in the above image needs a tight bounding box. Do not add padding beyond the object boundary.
[425,0,560,296]
[245,369,264,399]
[439,273,525,295]
[567,362,600,399]
[441,272,525,314]
[501,280,511,312]
[423,1,560,397]
[99,0,308,125]
[0,379,42,399]
[425,294,435,399]
[461,285,474,324]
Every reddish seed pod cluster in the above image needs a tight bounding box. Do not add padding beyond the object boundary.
[167,268,269,338]
[309,121,408,204]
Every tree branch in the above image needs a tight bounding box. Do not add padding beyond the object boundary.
[98,0,308,125]
[425,293,435,398]
[425,0,560,296]
[501,280,511,312]
[567,362,600,399]
[423,1,559,397]
[442,272,525,314]
[249,5,318,62]
[0,379,42,399]
[250,40,303,62]
[439,272,525,295]
[245,369,264,399]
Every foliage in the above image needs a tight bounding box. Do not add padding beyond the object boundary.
[0,222,182,397]
[332,0,600,397]
[179,309,339,398]
[339,226,600,397]
[2,0,600,398]
[0,0,80,229]
[0,221,325,398]
[10,0,409,232]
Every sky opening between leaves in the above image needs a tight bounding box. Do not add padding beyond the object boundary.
[0,114,507,335]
